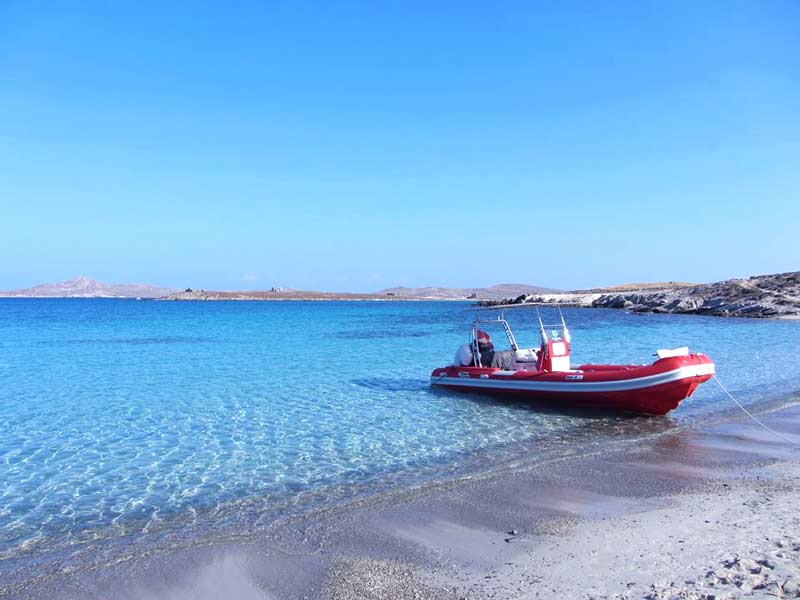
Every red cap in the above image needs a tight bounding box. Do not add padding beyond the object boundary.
[477,330,491,344]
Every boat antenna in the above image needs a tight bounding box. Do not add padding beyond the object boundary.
[559,306,571,344]
[536,307,548,345]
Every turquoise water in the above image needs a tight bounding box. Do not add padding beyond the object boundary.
[1,299,800,569]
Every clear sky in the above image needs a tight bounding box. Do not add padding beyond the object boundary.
[1,1,798,291]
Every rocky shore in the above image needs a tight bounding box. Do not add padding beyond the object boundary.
[592,271,800,319]
[485,271,800,319]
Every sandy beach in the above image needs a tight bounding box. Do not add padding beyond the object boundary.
[4,400,797,600]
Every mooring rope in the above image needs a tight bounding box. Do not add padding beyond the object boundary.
[713,374,798,446]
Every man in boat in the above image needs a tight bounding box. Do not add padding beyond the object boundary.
[476,330,496,366]
[453,330,515,369]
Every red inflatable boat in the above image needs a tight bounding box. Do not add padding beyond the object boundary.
[430,306,715,415]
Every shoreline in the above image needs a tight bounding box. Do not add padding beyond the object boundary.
[5,399,799,599]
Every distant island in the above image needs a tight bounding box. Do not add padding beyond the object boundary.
[2,273,799,318]
[0,278,563,301]
[157,283,556,302]
[0,276,176,299]
[0,278,552,301]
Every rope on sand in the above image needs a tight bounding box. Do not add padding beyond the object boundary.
[713,374,798,447]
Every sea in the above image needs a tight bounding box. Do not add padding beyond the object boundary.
[1,299,799,579]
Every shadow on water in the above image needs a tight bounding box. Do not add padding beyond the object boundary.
[355,376,681,441]
[428,385,681,439]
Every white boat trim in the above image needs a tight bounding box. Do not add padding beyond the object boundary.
[431,363,715,393]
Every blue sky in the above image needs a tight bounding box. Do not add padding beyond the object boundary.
[1,1,798,291]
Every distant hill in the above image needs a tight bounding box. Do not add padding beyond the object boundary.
[575,281,699,293]
[0,276,177,298]
[377,283,562,300]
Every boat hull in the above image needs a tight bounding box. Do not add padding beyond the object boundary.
[430,353,715,415]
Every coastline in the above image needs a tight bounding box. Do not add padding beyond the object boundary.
[3,296,799,323]
[5,398,799,599]
[0,295,470,302]
[3,271,798,318]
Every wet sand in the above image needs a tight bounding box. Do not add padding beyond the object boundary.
[4,404,800,600]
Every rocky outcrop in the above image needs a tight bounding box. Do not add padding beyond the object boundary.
[592,272,800,318]
[478,292,601,308]
[479,272,800,319]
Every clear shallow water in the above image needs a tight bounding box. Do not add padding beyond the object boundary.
[1,299,800,566]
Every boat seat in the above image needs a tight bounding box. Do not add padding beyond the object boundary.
[512,348,539,371]
[514,348,538,362]
[655,347,689,359]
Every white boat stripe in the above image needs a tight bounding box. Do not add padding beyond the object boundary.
[431,363,715,393]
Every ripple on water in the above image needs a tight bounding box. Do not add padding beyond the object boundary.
[1,299,799,564]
